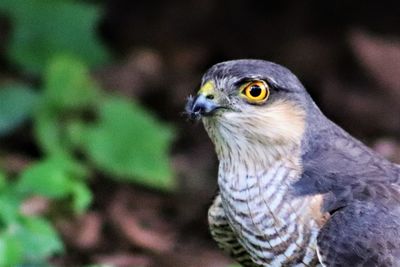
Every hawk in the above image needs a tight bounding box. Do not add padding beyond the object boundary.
[186,59,400,266]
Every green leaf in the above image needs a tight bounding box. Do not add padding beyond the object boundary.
[16,155,88,199]
[0,190,21,225]
[16,264,55,267]
[0,230,23,267]
[16,263,55,267]
[0,84,38,136]
[80,97,175,190]
[34,107,65,156]
[70,181,92,214]
[34,55,99,155]
[0,171,7,191]
[0,0,110,73]
[16,216,63,262]
[0,220,59,266]
[43,55,99,110]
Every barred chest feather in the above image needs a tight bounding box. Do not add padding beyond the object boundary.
[207,127,327,266]
[218,155,325,266]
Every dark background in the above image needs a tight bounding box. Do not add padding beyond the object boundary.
[1,0,400,266]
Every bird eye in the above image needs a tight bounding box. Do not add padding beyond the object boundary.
[241,81,269,104]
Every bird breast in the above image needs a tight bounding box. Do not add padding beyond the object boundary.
[218,156,325,266]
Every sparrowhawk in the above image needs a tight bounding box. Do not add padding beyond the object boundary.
[186,59,400,266]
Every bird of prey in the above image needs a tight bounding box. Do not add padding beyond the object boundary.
[185,59,400,266]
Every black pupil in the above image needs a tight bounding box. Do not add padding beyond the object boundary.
[249,85,262,97]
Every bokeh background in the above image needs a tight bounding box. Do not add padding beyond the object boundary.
[0,0,399,266]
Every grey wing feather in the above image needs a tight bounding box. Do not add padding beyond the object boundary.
[317,199,400,267]
[208,195,260,267]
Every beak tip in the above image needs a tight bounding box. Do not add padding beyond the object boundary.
[187,94,219,119]
[184,95,200,121]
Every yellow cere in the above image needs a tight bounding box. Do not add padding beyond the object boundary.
[198,80,215,96]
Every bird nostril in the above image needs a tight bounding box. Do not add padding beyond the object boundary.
[206,94,214,100]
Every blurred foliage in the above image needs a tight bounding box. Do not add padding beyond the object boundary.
[34,54,99,156]
[0,171,63,266]
[0,0,109,74]
[77,97,174,189]
[16,155,91,214]
[0,85,38,136]
[0,0,175,265]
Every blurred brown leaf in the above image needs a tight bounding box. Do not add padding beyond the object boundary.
[93,253,150,267]
[95,49,164,97]
[1,153,32,173]
[108,188,175,253]
[20,195,50,216]
[373,138,400,164]
[58,212,103,250]
[350,30,400,99]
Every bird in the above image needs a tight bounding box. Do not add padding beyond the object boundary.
[185,59,400,267]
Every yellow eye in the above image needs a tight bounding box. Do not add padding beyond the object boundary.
[241,81,269,103]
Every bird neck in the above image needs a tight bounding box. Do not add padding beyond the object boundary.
[207,117,303,175]
[216,136,303,193]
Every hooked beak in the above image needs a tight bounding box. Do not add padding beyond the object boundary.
[186,94,220,120]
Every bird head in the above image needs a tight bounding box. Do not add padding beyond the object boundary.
[186,60,315,160]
